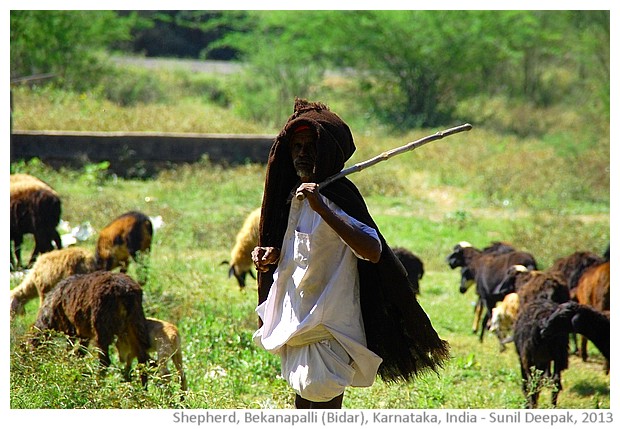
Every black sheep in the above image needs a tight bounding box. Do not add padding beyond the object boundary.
[542,301,610,374]
[541,301,609,360]
[513,298,569,408]
[392,246,424,295]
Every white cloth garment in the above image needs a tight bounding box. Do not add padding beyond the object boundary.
[254,195,383,402]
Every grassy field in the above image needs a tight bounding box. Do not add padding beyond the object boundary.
[8,81,611,410]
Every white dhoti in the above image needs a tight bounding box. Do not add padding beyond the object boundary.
[254,196,383,402]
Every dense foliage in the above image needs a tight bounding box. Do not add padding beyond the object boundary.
[10,10,609,129]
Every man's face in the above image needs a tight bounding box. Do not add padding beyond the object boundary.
[290,129,317,179]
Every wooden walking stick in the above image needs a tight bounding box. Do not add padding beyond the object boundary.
[296,123,472,200]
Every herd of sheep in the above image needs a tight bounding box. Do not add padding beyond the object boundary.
[10,172,610,408]
[10,173,186,392]
[447,241,609,408]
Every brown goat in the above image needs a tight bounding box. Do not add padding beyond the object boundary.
[32,271,150,385]
[96,211,153,283]
[574,261,610,366]
[10,247,97,320]
[10,174,62,269]
[118,317,188,391]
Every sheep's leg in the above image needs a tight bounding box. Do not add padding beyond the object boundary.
[569,332,579,355]
[93,331,113,368]
[551,363,563,408]
[123,360,134,381]
[498,340,506,353]
[99,346,112,368]
[157,356,172,379]
[472,298,483,333]
[519,363,529,397]
[30,230,55,266]
[526,367,541,409]
[479,311,489,343]
[12,236,23,269]
[51,229,62,250]
[136,347,149,387]
[172,351,188,391]
[579,335,589,362]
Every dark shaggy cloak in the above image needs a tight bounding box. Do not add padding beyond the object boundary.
[257,98,450,382]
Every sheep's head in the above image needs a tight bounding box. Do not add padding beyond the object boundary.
[446,241,471,269]
[10,296,25,320]
[222,261,255,288]
[493,264,530,296]
[96,235,130,271]
[459,266,475,293]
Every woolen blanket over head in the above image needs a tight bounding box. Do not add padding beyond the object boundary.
[257,98,450,382]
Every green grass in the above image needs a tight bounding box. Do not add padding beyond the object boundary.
[9,82,610,410]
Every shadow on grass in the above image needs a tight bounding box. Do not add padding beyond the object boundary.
[568,380,610,398]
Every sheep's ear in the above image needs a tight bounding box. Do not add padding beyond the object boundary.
[228,266,235,278]
[249,270,256,280]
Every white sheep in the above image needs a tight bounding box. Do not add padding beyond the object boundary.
[222,207,261,288]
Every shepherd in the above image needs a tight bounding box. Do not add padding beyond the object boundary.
[252,98,450,409]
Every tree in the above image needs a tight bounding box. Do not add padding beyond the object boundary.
[10,11,136,89]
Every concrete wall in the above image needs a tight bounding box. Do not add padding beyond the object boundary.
[10,130,275,177]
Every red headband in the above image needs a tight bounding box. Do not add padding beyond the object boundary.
[292,124,312,134]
